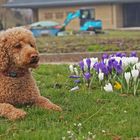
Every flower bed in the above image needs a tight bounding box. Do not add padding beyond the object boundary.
[69,52,140,95]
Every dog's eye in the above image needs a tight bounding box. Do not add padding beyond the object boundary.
[30,44,34,48]
[14,43,22,49]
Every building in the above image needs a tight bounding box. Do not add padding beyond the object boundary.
[0,0,26,28]
[3,0,140,30]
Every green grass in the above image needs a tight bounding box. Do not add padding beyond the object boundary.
[0,64,140,140]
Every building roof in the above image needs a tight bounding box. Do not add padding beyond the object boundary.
[3,0,140,8]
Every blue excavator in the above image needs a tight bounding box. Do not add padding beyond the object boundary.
[63,8,102,33]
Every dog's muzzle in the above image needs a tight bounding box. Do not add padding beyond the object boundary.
[29,54,39,64]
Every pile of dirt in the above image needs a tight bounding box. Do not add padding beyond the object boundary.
[36,35,140,53]
[40,51,140,63]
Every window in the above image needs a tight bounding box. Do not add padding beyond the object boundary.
[44,12,53,19]
[90,9,95,19]
[80,8,95,20]
[55,12,64,19]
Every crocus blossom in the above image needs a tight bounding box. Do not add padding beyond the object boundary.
[114,81,122,90]
[74,79,81,84]
[131,69,139,81]
[114,64,123,74]
[79,61,84,72]
[98,72,104,81]
[104,83,113,92]
[69,75,80,78]
[74,67,79,75]
[99,62,109,75]
[70,86,79,91]
[86,58,91,71]
[69,65,74,73]
[121,57,139,69]
[84,72,91,80]
[90,57,98,69]
[116,52,123,57]
[130,51,137,57]
[124,72,131,85]
[102,53,108,60]
[83,58,88,70]
[90,57,98,64]
[133,62,140,71]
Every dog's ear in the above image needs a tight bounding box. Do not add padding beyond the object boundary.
[0,37,9,71]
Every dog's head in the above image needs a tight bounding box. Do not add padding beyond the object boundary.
[0,27,39,71]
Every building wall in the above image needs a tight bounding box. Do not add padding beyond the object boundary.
[38,4,123,30]
[38,6,80,30]
[95,4,113,29]
[112,4,123,28]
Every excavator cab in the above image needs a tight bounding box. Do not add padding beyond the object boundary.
[79,8,95,26]
[79,8,102,32]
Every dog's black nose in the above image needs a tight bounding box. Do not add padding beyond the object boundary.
[30,54,39,64]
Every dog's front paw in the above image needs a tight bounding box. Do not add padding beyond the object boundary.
[35,96,62,112]
[8,109,26,121]
[50,104,62,112]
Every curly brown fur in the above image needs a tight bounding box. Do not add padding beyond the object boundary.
[0,27,62,120]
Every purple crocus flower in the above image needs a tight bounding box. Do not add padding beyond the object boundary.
[112,60,119,67]
[114,64,123,74]
[108,58,115,65]
[107,61,112,73]
[130,51,137,57]
[99,62,109,75]
[107,58,116,73]
[84,72,91,80]
[109,54,115,58]
[115,52,122,57]
[119,60,122,66]
[69,75,80,78]
[79,61,84,72]
[121,53,126,57]
[93,62,100,73]
[74,79,81,84]
[108,58,123,74]
[94,62,109,75]
[102,53,108,60]
[86,58,91,71]
[107,65,112,73]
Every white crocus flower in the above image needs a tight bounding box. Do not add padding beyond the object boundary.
[133,62,140,71]
[124,72,131,85]
[121,57,139,69]
[90,57,98,69]
[131,69,139,81]
[121,57,129,69]
[113,57,122,64]
[69,65,74,73]
[104,83,113,92]
[74,67,79,75]
[129,57,139,65]
[83,58,88,70]
[90,57,98,64]
[103,58,109,66]
[70,86,79,91]
[98,72,104,81]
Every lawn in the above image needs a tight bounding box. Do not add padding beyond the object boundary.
[0,64,140,140]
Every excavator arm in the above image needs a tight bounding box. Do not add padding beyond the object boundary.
[63,10,80,27]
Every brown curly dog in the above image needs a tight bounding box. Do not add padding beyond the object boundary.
[0,27,62,120]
